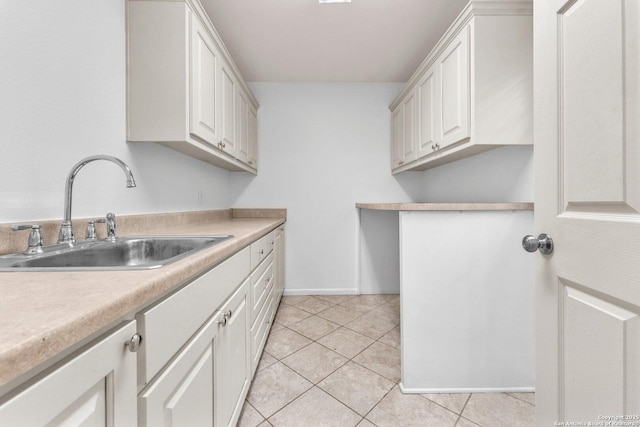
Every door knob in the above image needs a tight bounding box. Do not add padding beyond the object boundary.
[522,233,554,255]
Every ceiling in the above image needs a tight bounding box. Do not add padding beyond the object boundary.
[201,0,469,83]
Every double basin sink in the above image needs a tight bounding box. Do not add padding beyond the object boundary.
[0,235,233,271]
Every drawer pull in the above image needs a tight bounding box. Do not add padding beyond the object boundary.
[125,333,142,353]
[258,249,264,255]
[215,310,232,326]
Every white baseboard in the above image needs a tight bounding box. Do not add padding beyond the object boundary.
[283,288,359,296]
[399,383,535,394]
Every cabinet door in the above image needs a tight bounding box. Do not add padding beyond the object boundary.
[274,226,285,298]
[417,64,439,158]
[190,14,220,146]
[391,105,404,168]
[220,60,237,157]
[401,90,417,163]
[215,278,251,427]
[247,104,258,168]
[438,25,470,148]
[236,88,250,163]
[0,321,137,427]
[139,316,218,427]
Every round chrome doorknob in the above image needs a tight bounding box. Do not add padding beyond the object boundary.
[522,233,554,255]
[125,334,142,352]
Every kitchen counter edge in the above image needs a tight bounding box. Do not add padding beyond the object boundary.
[356,202,534,211]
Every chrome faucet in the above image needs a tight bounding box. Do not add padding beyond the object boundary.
[58,155,136,244]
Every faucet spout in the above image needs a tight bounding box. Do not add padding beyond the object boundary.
[58,155,136,244]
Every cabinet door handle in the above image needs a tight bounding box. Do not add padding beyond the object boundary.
[258,249,264,255]
[398,161,404,165]
[215,310,232,326]
[125,333,142,352]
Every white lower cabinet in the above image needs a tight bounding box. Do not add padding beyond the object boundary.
[274,226,285,299]
[138,317,217,426]
[0,227,284,427]
[138,278,250,427]
[137,227,283,427]
[138,248,251,427]
[249,226,285,375]
[215,278,251,427]
[0,321,138,427]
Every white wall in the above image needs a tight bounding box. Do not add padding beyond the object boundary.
[0,0,230,224]
[419,145,533,203]
[359,209,400,294]
[230,83,420,294]
[0,1,534,296]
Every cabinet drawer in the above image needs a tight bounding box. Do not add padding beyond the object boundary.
[250,284,275,375]
[137,247,250,385]
[250,253,274,325]
[250,231,275,271]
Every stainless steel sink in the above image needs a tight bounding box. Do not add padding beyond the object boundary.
[0,235,233,271]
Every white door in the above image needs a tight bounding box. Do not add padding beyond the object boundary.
[535,0,640,424]
[190,14,219,146]
[220,60,237,157]
[438,25,469,149]
[215,279,251,427]
[248,105,258,168]
[401,90,417,163]
[236,89,250,164]
[391,106,404,169]
[417,64,438,158]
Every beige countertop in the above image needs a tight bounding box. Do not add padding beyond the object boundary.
[0,209,285,392]
[356,202,534,211]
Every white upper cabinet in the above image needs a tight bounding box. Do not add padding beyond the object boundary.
[391,86,419,168]
[438,25,470,149]
[190,12,220,146]
[416,64,438,158]
[236,88,250,164]
[390,104,404,169]
[220,60,238,158]
[127,0,258,174]
[390,0,532,173]
[247,104,258,168]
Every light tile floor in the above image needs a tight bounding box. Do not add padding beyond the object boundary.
[239,295,535,427]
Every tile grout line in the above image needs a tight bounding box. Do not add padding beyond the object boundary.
[245,296,401,426]
[264,307,385,417]
[417,393,469,423]
[505,392,536,406]
[455,394,477,426]
[358,382,398,426]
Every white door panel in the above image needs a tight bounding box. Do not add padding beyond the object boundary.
[562,285,640,420]
[535,0,640,423]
